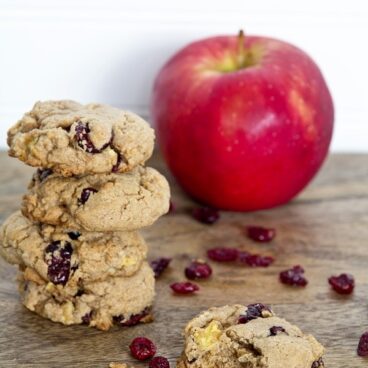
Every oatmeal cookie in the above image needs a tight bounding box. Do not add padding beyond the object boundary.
[177,304,324,368]
[22,166,170,232]
[8,100,154,176]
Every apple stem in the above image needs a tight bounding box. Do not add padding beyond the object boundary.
[237,29,246,69]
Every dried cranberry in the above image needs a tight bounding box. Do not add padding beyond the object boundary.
[75,289,84,297]
[207,247,239,262]
[129,337,156,361]
[45,241,59,253]
[328,273,355,295]
[70,264,78,274]
[78,187,98,205]
[68,231,81,240]
[358,331,368,357]
[239,251,274,267]
[81,311,92,325]
[279,265,308,287]
[111,153,122,173]
[170,282,199,295]
[150,257,171,278]
[74,121,110,154]
[311,358,324,367]
[114,308,150,327]
[44,241,73,285]
[149,356,170,368]
[238,303,271,323]
[269,326,286,336]
[185,260,212,280]
[191,207,220,224]
[37,168,53,182]
[247,226,276,242]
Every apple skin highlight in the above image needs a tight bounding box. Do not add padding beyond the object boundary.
[151,34,334,211]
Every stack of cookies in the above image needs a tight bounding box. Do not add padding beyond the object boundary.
[0,100,170,330]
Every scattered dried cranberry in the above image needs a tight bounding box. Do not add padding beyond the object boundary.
[78,187,98,205]
[44,241,73,285]
[279,265,308,287]
[328,273,355,295]
[207,247,239,262]
[37,168,53,182]
[149,356,170,368]
[74,121,110,153]
[238,303,271,324]
[68,231,81,240]
[150,257,171,278]
[114,308,150,327]
[239,251,274,267]
[185,260,212,280]
[81,311,92,325]
[269,326,286,336]
[247,226,276,242]
[170,282,199,295]
[129,337,156,361]
[311,358,324,367]
[191,207,220,224]
[358,331,368,357]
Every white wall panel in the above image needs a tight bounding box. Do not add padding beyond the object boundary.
[1,0,367,151]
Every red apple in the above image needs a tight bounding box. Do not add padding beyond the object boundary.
[151,32,334,211]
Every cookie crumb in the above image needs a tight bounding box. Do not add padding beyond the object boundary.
[109,363,131,368]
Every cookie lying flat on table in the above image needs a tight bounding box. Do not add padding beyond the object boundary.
[177,304,324,368]
[22,166,170,232]
[18,262,155,331]
[0,211,147,286]
[7,100,154,176]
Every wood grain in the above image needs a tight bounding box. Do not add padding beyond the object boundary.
[0,152,368,367]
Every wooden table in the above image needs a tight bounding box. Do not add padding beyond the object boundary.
[0,152,368,367]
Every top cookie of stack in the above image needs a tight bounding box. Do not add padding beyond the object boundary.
[8,100,155,176]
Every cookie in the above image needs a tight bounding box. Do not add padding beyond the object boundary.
[18,262,155,331]
[0,211,147,286]
[8,100,154,176]
[177,304,325,368]
[22,166,170,232]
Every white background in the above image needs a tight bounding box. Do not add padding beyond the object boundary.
[1,0,367,151]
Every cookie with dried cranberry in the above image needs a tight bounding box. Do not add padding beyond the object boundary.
[18,262,155,331]
[22,166,170,232]
[177,304,325,368]
[0,211,147,286]
[7,100,154,176]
